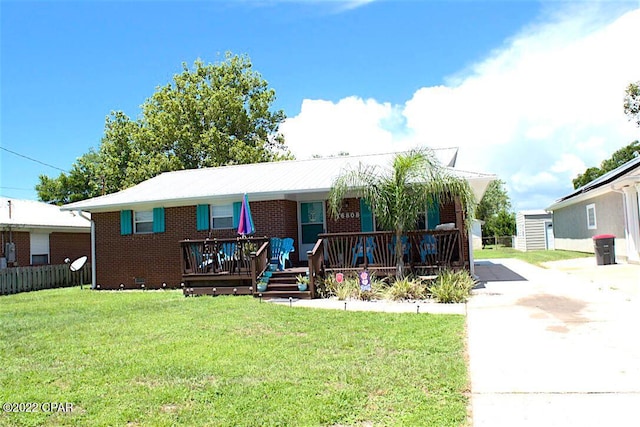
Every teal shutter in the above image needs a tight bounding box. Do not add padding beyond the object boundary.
[120,210,132,235]
[196,204,210,231]
[232,201,242,228]
[427,197,440,230]
[360,199,374,232]
[152,207,165,233]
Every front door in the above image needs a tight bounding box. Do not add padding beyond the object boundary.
[299,201,325,261]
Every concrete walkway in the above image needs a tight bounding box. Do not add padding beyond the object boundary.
[469,258,640,426]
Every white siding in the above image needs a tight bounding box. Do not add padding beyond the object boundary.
[515,211,552,251]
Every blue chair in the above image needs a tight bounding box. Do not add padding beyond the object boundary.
[419,234,437,263]
[217,242,238,272]
[270,237,283,269]
[352,236,375,266]
[279,237,295,270]
[388,235,410,259]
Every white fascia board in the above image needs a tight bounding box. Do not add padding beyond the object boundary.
[61,190,335,213]
[547,185,612,211]
[548,175,640,212]
[0,225,90,233]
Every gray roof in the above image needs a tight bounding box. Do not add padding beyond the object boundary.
[548,155,640,210]
[62,149,495,212]
[1,197,90,230]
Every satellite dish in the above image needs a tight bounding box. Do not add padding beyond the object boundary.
[70,256,88,272]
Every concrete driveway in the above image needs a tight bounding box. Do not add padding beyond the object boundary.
[468,258,640,426]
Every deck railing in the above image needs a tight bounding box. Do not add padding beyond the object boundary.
[307,239,324,299]
[318,229,462,276]
[250,240,270,292]
[180,237,269,277]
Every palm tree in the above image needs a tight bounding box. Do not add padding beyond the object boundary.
[328,148,476,278]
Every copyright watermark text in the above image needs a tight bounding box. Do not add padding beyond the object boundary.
[2,402,74,413]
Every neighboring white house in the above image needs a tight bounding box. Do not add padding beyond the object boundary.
[514,210,553,251]
[547,155,640,263]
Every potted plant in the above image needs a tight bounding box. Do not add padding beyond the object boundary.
[296,274,310,291]
[257,280,268,293]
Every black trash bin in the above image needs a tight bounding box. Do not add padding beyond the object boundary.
[593,234,615,265]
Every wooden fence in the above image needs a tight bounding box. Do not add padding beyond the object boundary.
[0,263,91,296]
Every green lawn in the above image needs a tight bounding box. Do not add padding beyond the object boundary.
[0,288,468,427]
[474,247,592,266]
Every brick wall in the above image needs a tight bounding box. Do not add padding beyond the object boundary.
[439,199,456,225]
[326,198,361,233]
[92,196,472,288]
[94,200,302,289]
[2,231,90,267]
[50,232,91,265]
[1,231,30,266]
[430,197,470,269]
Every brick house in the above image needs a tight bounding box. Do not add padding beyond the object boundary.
[0,197,91,268]
[61,149,494,290]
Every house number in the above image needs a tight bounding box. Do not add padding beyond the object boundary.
[339,212,360,219]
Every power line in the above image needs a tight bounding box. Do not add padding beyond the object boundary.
[0,146,68,173]
[0,186,34,191]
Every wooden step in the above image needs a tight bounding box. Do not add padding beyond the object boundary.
[256,290,312,300]
[263,283,300,292]
[267,276,299,285]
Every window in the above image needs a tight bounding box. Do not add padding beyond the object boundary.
[31,254,49,265]
[586,204,597,230]
[212,204,233,229]
[134,210,153,234]
[30,233,50,265]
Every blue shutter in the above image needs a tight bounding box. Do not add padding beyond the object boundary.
[232,201,242,228]
[427,197,440,230]
[360,199,374,232]
[120,210,132,235]
[152,207,165,233]
[196,205,210,231]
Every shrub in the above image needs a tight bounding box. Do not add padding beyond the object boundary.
[320,273,387,301]
[428,269,475,303]
[384,277,427,301]
[335,277,359,300]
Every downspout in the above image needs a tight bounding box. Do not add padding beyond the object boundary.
[77,211,97,289]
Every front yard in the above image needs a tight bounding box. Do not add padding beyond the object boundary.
[0,288,468,426]
[474,248,592,266]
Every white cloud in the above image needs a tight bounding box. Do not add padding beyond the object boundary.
[281,5,640,211]
[279,96,407,158]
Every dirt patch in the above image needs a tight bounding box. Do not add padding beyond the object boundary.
[517,294,589,332]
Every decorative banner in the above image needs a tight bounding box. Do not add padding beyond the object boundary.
[359,270,371,291]
[336,272,344,284]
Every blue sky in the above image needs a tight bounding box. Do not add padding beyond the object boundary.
[1,0,639,212]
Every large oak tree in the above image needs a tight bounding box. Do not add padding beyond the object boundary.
[38,53,290,205]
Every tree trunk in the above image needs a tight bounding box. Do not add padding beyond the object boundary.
[395,229,404,280]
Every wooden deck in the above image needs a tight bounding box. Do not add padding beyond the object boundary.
[180,229,466,299]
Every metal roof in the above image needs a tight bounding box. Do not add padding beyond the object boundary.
[547,155,640,211]
[61,149,496,212]
[1,197,90,230]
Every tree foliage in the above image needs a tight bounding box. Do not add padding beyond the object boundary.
[37,53,290,205]
[475,179,515,237]
[476,179,510,222]
[624,81,640,127]
[328,148,477,278]
[572,140,640,189]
